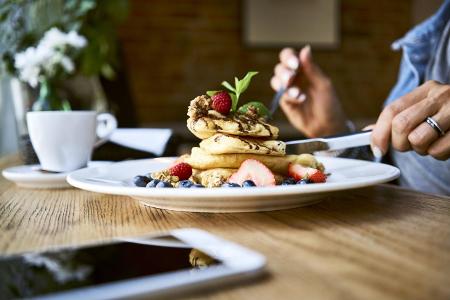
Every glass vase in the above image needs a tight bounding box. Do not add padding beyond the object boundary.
[32,78,71,111]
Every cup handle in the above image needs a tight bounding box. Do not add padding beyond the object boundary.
[94,113,117,148]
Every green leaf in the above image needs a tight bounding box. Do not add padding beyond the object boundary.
[238,101,270,118]
[206,90,219,97]
[221,81,235,92]
[230,93,238,112]
[62,99,72,111]
[234,76,240,90]
[234,76,241,99]
[236,71,258,95]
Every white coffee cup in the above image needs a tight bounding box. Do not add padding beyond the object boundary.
[27,111,117,172]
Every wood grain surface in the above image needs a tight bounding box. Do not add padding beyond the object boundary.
[1,155,449,300]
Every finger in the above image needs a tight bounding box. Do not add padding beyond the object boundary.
[287,87,300,98]
[270,76,282,91]
[279,48,299,70]
[391,97,440,152]
[298,45,327,86]
[408,122,439,155]
[363,124,375,131]
[371,83,433,155]
[428,131,450,160]
[409,108,450,155]
[282,92,305,105]
[286,87,307,102]
[274,63,295,87]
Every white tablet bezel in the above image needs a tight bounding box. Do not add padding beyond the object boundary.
[32,228,266,300]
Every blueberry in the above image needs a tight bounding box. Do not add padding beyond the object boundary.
[281,178,296,185]
[179,180,194,188]
[133,175,150,187]
[242,180,256,187]
[191,184,205,188]
[297,179,311,185]
[222,182,241,188]
[146,179,160,188]
[156,181,173,188]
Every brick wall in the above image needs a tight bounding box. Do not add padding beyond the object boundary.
[118,0,413,131]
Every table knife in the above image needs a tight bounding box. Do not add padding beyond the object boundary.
[285,130,372,154]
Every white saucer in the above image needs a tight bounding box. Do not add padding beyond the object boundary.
[2,161,112,189]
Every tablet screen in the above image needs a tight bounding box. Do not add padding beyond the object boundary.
[0,237,219,299]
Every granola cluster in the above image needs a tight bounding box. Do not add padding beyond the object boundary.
[151,170,179,184]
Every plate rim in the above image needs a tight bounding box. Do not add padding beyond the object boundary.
[67,157,401,198]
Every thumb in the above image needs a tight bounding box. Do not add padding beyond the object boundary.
[299,45,327,86]
[363,124,376,131]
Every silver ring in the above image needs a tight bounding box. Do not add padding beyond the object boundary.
[425,117,445,136]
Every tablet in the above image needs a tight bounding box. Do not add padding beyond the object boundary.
[0,228,266,299]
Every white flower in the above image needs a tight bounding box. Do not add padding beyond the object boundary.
[14,47,42,87]
[59,55,75,73]
[66,31,87,48]
[40,28,68,50]
[13,27,87,86]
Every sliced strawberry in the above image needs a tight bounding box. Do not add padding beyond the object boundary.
[288,163,315,181]
[288,163,326,183]
[228,159,275,187]
[309,170,326,183]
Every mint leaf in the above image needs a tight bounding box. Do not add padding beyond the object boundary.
[236,71,258,95]
[230,93,238,111]
[238,101,270,118]
[221,81,235,92]
[218,71,259,112]
[206,90,219,96]
[234,76,242,100]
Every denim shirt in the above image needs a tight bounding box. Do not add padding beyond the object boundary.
[385,0,450,196]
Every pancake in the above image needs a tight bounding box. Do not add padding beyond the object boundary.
[187,95,279,139]
[199,133,286,155]
[183,147,324,175]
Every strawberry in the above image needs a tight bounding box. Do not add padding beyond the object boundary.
[169,162,192,180]
[308,170,326,183]
[228,159,276,187]
[211,91,232,115]
[288,163,326,183]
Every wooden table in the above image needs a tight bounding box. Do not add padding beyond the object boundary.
[1,155,449,300]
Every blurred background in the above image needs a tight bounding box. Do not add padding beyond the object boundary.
[0,0,443,159]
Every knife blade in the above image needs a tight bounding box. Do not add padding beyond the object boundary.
[285,130,372,154]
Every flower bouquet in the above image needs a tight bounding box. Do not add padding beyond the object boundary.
[0,0,128,111]
[15,28,87,110]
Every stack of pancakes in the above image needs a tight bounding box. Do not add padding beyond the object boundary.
[181,95,324,187]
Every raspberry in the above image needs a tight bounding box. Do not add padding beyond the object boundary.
[169,162,192,180]
[211,91,232,115]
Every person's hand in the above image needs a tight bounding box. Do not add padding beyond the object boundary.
[371,80,450,160]
[271,45,348,137]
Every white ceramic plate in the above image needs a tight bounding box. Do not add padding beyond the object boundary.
[2,161,112,189]
[67,157,400,213]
